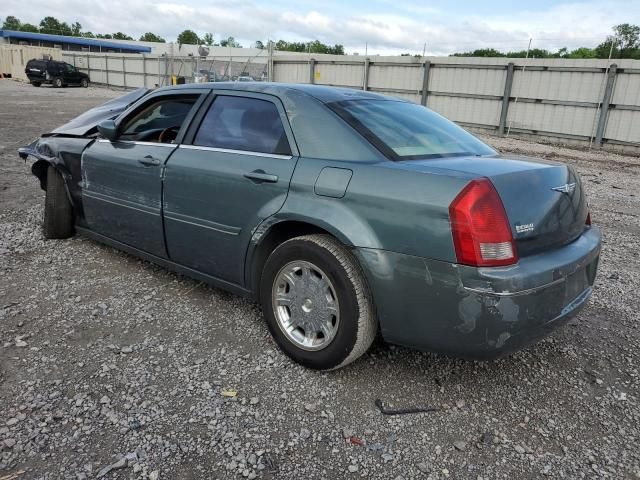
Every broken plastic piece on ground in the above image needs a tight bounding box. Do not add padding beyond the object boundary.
[349,435,364,446]
[375,398,439,415]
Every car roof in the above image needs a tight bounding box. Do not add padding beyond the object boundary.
[159,82,400,104]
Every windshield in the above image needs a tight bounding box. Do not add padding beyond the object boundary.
[330,99,496,160]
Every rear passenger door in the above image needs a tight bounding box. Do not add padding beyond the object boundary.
[163,92,298,285]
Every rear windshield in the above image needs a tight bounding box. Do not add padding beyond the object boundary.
[329,99,496,160]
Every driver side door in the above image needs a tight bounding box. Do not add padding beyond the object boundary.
[81,91,206,258]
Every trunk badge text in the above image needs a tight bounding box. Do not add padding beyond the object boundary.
[552,183,576,194]
[515,223,535,234]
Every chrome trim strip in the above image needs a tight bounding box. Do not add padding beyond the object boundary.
[83,191,161,216]
[164,211,240,236]
[179,144,292,160]
[462,276,567,297]
[96,139,176,148]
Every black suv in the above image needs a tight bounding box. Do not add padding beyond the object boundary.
[25,59,90,88]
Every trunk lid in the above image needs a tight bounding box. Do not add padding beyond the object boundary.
[398,155,589,257]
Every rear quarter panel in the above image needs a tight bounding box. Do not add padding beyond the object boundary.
[277,157,474,262]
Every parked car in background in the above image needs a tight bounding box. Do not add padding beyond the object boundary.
[25,58,90,88]
[18,83,601,370]
[236,75,255,82]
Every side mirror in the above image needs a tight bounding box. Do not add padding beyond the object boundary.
[97,119,118,141]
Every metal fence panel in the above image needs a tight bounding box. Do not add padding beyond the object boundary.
[605,109,640,144]
[508,102,598,138]
[368,64,422,92]
[430,66,505,96]
[427,96,502,127]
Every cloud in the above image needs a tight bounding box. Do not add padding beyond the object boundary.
[2,0,638,55]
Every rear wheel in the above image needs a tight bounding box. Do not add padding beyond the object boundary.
[260,234,376,370]
[31,81,41,87]
[52,77,63,88]
[43,166,74,239]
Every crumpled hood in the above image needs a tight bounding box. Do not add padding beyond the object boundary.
[48,88,151,136]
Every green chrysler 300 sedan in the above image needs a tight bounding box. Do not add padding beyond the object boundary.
[19,82,601,370]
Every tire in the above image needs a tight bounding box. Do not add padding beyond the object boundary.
[80,78,89,88]
[32,82,41,87]
[260,234,376,370]
[53,77,63,88]
[43,166,74,239]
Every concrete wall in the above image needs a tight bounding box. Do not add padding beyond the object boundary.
[60,51,640,151]
[0,45,62,79]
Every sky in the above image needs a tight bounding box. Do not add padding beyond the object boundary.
[3,0,639,55]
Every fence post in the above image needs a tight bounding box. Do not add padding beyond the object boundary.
[498,62,515,135]
[122,56,126,88]
[309,58,316,84]
[105,54,109,87]
[363,57,370,91]
[595,64,618,147]
[86,54,90,80]
[420,61,431,106]
[141,54,146,88]
[268,41,274,82]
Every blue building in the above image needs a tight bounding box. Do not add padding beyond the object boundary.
[0,30,151,54]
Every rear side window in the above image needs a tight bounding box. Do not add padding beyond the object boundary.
[330,100,496,160]
[194,96,291,155]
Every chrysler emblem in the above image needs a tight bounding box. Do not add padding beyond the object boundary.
[551,183,576,194]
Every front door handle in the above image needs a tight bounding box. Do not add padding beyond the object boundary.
[139,155,161,167]
[244,170,278,184]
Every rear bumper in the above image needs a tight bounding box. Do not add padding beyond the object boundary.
[354,226,601,359]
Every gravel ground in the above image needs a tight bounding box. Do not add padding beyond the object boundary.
[1,80,639,479]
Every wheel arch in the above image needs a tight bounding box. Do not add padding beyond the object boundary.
[245,217,355,299]
[31,159,75,207]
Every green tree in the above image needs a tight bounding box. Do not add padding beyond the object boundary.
[566,47,597,59]
[2,15,22,30]
[220,36,241,47]
[111,32,134,40]
[83,31,96,38]
[139,32,166,43]
[39,16,72,36]
[253,40,265,49]
[202,32,215,46]
[177,29,200,46]
[274,39,343,54]
[96,33,113,39]
[19,23,39,33]
[452,48,505,57]
[71,22,82,37]
[595,23,640,59]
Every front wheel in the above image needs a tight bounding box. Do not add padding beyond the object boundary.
[260,234,376,370]
[52,77,63,88]
[31,81,41,87]
[43,166,74,239]
[80,78,89,88]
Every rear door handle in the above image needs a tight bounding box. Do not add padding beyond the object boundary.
[139,155,161,167]
[244,170,278,183]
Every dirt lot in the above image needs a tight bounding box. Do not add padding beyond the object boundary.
[1,80,639,479]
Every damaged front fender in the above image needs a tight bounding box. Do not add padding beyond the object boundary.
[19,136,96,221]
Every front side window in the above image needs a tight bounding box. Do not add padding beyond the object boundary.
[194,96,291,155]
[120,96,197,143]
[65,63,76,73]
[330,100,496,160]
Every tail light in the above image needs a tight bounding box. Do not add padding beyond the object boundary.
[449,178,518,267]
